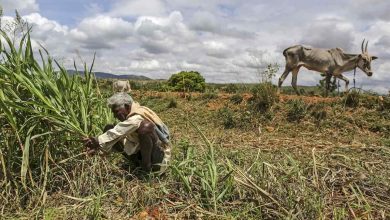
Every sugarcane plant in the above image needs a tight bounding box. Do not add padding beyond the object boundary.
[0,29,112,192]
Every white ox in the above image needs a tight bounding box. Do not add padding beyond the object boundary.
[278,39,378,95]
[113,80,132,93]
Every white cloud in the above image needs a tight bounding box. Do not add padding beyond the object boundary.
[1,0,39,14]
[350,0,390,21]
[70,15,133,49]
[109,0,167,17]
[24,13,68,36]
[130,59,160,70]
[203,41,231,58]
[1,0,388,92]
[134,11,196,54]
[189,10,255,39]
[20,13,70,57]
[301,17,355,50]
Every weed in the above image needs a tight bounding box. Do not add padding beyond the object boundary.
[223,84,239,93]
[230,93,243,105]
[360,93,380,109]
[378,95,390,111]
[166,98,178,108]
[249,82,279,113]
[129,80,142,90]
[369,122,390,135]
[286,99,307,123]
[309,103,327,125]
[202,91,218,100]
[171,121,234,213]
[217,107,236,129]
[344,89,361,108]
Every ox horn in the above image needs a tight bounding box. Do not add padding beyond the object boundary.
[361,39,365,53]
[365,40,369,53]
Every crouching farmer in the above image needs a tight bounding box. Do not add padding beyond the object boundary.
[83,92,171,174]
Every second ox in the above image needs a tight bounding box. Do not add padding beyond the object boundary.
[113,80,132,93]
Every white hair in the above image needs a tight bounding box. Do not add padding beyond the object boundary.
[107,92,133,108]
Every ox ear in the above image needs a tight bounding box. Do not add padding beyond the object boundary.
[371,56,378,60]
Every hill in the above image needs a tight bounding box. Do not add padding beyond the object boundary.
[67,70,151,80]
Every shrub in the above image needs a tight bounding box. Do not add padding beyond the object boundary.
[287,99,307,123]
[217,107,236,129]
[359,93,381,109]
[167,98,178,108]
[369,122,390,135]
[249,82,278,113]
[237,110,253,128]
[230,94,243,105]
[141,81,170,92]
[223,84,239,93]
[343,90,360,108]
[129,80,142,90]
[139,96,168,112]
[378,95,390,111]
[168,71,206,92]
[261,111,275,122]
[309,103,327,125]
[202,91,218,100]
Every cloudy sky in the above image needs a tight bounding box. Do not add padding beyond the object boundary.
[1,0,389,92]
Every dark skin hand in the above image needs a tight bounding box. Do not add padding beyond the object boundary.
[83,136,99,155]
[83,104,132,153]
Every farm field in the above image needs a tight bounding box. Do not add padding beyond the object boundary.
[1,32,390,219]
[2,87,390,219]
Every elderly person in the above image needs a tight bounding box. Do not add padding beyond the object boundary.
[84,92,171,174]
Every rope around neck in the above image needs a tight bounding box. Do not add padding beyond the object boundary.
[353,61,357,89]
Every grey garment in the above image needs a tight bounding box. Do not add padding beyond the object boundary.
[155,123,170,144]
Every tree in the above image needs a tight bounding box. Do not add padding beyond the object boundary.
[168,71,206,92]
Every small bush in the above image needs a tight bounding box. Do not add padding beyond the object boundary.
[230,94,243,105]
[141,81,170,92]
[378,95,390,111]
[369,122,390,135]
[360,94,379,109]
[139,96,167,112]
[343,90,360,108]
[309,103,327,125]
[217,107,236,129]
[129,80,142,90]
[249,82,278,113]
[223,84,239,93]
[237,110,253,128]
[167,98,178,108]
[261,111,275,122]
[287,99,307,123]
[202,91,218,100]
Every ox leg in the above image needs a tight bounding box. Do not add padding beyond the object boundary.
[277,67,291,95]
[291,68,300,95]
[335,75,349,94]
